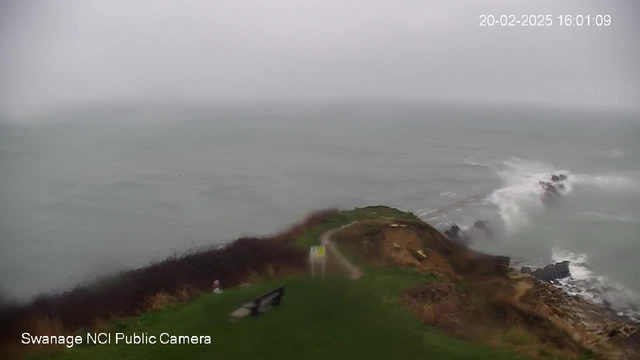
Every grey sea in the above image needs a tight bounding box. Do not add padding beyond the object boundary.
[1,102,639,319]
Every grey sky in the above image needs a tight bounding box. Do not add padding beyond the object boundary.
[1,0,638,116]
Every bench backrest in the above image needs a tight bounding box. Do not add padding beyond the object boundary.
[251,286,285,315]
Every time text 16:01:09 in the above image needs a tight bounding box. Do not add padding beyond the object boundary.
[479,15,611,27]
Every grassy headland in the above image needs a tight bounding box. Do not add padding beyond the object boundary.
[4,206,626,359]
[23,270,529,360]
[0,210,336,355]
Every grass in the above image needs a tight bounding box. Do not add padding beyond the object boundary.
[27,267,529,360]
[1,210,336,348]
[503,327,534,346]
[295,206,423,248]
[12,206,594,360]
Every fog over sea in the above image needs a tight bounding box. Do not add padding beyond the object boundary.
[1,102,639,319]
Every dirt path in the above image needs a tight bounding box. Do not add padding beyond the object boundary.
[319,223,362,280]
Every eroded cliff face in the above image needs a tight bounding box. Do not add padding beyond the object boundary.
[334,220,639,360]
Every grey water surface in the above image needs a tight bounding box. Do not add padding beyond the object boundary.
[1,103,638,315]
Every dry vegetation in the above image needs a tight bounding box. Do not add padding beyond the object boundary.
[401,281,589,359]
[334,219,604,360]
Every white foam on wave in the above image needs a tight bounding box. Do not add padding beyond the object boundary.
[420,156,640,320]
[552,248,640,322]
[464,155,490,168]
[457,156,640,321]
[489,158,571,233]
[487,157,638,234]
[418,209,437,217]
[551,248,591,280]
[439,191,456,198]
[579,211,639,223]
[571,174,638,191]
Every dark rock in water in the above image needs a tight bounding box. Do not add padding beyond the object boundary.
[445,221,494,246]
[539,181,559,194]
[473,220,487,229]
[444,223,473,246]
[545,183,559,194]
[558,184,566,190]
[445,224,462,241]
[558,174,567,181]
[521,261,571,282]
[445,224,460,237]
[471,220,493,238]
[551,175,560,182]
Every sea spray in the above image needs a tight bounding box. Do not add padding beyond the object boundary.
[489,158,570,233]
[552,248,640,322]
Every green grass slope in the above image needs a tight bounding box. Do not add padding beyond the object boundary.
[21,207,542,360]
[30,267,528,360]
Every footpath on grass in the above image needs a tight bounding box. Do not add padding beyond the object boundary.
[319,222,362,280]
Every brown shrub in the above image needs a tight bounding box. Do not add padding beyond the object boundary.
[175,285,200,303]
[402,282,472,332]
[27,315,66,338]
[146,292,179,312]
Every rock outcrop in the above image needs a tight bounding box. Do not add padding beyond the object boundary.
[520,261,571,282]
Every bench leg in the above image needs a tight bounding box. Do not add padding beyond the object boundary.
[250,299,260,316]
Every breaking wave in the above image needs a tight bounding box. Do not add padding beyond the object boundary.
[463,155,491,168]
[420,156,640,323]
[571,174,638,191]
[579,211,639,223]
[488,158,572,233]
[421,157,637,232]
[487,158,637,233]
[552,248,640,323]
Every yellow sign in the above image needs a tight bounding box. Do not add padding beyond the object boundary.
[310,245,326,257]
[309,245,326,279]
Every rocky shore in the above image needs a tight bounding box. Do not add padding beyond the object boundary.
[335,214,640,360]
[520,261,571,283]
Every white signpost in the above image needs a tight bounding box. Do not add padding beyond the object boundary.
[309,245,326,279]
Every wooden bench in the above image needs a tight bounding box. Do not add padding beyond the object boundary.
[248,286,285,315]
[230,286,285,319]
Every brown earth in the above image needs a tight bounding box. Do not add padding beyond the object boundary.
[334,219,639,360]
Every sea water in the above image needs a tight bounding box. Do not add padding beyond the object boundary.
[1,102,638,319]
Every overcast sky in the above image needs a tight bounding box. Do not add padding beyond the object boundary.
[1,0,638,116]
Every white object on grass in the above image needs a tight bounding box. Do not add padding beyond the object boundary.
[213,279,223,294]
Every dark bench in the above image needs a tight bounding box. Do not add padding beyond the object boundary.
[229,286,286,319]
[247,286,285,315]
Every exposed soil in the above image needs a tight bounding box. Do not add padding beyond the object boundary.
[333,219,640,360]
